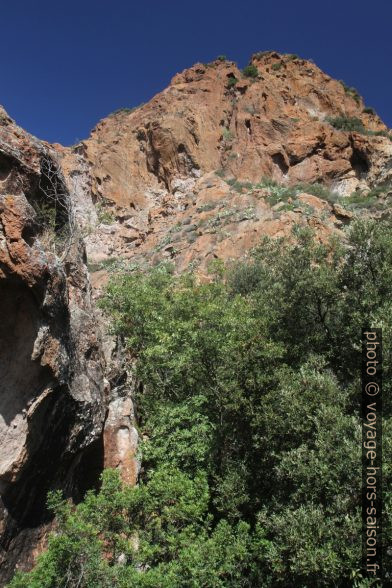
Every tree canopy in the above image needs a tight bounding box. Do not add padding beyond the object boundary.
[10,220,392,587]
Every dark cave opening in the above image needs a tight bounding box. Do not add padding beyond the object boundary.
[0,278,104,545]
[70,435,105,502]
[350,146,370,178]
[0,153,13,181]
[272,152,289,175]
[0,280,49,426]
[1,388,105,531]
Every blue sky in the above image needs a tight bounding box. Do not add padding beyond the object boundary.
[2,0,391,145]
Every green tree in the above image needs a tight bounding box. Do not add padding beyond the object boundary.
[242,64,258,78]
[11,219,392,587]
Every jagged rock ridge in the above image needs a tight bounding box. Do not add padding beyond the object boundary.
[58,51,392,279]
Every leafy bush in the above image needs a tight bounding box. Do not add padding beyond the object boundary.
[222,127,233,140]
[343,186,391,210]
[242,64,258,78]
[271,61,283,71]
[326,116,392,140]
[226,76,238,88]
[216,54,227,61]
[251,177,295,205]
[12,221,392,586]
[225,177,253,193]
[96,204,115,224]
[293,181,338,202]
[326,115,366,133]
[363,106,377,115]
[285,53,299,61]
[258,177,388,211]
[251,177,342,207]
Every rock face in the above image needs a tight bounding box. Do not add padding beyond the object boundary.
[60,52,392,276]
[104,396,139,487]
[1,51,392,583]
[83,52,392,204]
[0,110,106,584]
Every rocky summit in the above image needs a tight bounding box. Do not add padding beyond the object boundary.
[0,51,391,584]
[58,52,392,282]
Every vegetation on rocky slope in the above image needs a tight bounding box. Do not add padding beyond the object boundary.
[9,219,392,587]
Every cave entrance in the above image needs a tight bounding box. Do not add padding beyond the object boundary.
[0,280,48,429]
[350,146,370,179]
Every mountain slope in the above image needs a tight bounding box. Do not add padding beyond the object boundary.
[58,52,392,278]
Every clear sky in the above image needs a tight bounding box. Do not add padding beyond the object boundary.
[2,0,391,145]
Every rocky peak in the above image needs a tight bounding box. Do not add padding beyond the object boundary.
[58,52,392,279]
[79,52,391,205]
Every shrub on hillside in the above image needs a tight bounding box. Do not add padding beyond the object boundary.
[285,53,299,61]
[326,115,366,133]
[363,106,377,115]
[242,64,258,78]
[226,76,238,88]
[326,115,392,140]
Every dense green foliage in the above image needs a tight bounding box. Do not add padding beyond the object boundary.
[326,116,392,140]
[326,116,367,133]
[363,106,377,116]
[242,64,259,78]
[11,220,392,587]
[285,53,299,61]
[226,76,238,88]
